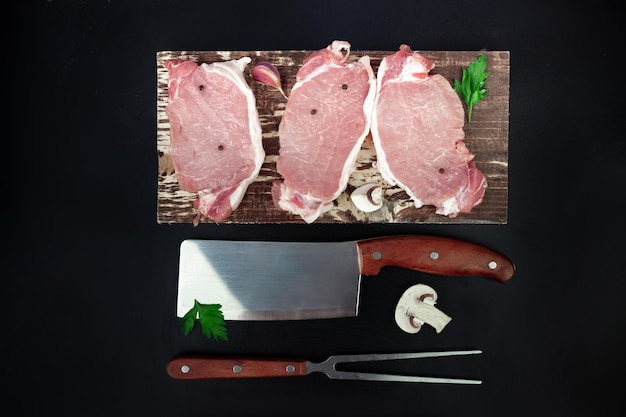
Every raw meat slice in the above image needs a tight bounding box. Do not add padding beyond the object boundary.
[371,45,487,217]
[164,57,264,223]
[272,41,376,223]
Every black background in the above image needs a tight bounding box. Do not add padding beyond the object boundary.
[5,1,625,416]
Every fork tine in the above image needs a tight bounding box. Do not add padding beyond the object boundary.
[329,349,482,364]
[333,371,482,384]
[316,350,482,384]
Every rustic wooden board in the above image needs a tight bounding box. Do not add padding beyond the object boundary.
[156,50,510,224]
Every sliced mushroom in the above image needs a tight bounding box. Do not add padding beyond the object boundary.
[351,183,383,212]
[394,284,452,334]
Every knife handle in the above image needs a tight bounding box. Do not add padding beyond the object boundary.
[167,356,308,380]
[356,235,515,283]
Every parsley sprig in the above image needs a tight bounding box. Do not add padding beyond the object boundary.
[454,54,490,123]
[181,299,228,341]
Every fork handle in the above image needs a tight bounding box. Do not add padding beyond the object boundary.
[167,356,309,380]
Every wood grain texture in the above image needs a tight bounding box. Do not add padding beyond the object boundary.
[156,50,510,224]
[356,235,515,283]
[166,356,308,379]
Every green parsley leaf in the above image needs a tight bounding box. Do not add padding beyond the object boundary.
[181,303,199,336]
[180,299,228,341]
[453,54,490,123]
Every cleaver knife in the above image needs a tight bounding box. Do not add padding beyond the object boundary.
[176,235,515,321]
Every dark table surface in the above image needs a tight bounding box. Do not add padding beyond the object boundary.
[6,1,624,416]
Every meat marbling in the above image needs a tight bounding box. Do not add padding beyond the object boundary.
[272,41,376,223]
[165,57,264,223]
[371,45,487,217]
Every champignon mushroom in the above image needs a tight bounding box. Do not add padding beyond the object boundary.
[394,284,452,334]
[350,183,383,212]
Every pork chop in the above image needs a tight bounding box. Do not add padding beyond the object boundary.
[371,45,487,217]
[272,41,376,223]
[165,57,264,223]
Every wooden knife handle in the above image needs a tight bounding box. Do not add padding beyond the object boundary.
[166,356,309,380]
[356,235,515,283]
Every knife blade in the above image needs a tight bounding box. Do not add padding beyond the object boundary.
[176,235,515,320]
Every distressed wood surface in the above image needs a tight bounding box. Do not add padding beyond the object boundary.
[156,50,510,224]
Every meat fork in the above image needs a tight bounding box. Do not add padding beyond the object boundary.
[167,350,482,384]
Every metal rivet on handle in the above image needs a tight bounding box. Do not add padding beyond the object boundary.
[286,364,295,373]
[488,261,497,270]
[181,365,190,374]
[373,252,382,260]
[233,365,242,374]
[430,251,439,260]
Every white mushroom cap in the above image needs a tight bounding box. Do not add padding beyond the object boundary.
[395,284,452,334]
[350,183,383,212]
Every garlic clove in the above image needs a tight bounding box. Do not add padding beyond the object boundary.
[249,62,287,98]
[350,183,383,212]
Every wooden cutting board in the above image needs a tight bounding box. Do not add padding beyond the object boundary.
[156,50,510,224]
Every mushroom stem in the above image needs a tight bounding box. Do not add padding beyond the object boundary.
[405,302,452,334]
[394,283,452,334]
